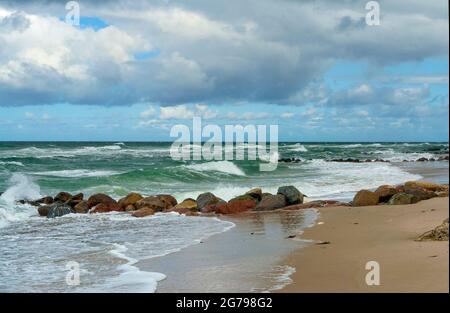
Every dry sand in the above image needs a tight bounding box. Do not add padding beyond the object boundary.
[281,197,449,293]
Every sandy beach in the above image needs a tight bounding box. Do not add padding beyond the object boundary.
[281,197,449,293]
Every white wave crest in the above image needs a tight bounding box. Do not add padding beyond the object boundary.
[184,161,246,176]
[30,169,122,178]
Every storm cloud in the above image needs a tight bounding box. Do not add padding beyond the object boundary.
[0,0,448,107]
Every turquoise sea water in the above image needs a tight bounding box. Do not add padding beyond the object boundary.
[0,141,448,292]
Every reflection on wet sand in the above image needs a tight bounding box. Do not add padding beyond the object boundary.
[137,209,317,293]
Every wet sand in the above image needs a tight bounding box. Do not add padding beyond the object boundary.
[137,210,317,292]
[281,197,449,292]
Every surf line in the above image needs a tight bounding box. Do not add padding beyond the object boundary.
[169,117,279,171]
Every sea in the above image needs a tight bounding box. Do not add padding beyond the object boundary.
[0,141,448,292]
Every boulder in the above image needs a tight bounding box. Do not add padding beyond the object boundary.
[404,181,448,192]
[74,200,89,214]
[374,185,397,203]
[132,207,155,218]
[90,202,122,213]
[47,203,74,218]
[196,192,224,210]
[277,186,304,205]
[214,199,256,214]
[71,193,84,201]
[135,196,167,212]
[125,204,136,212]
[388,193,419,205]
[245,188,262,201]
[255,194,287,211]
[38,204,51,217]
[118,192,143,209]
[352,190,379,207]
[87,193,118,209]
[168,207,199,216]
[404,186,436,201]
[156,194,178,210]
[54,192,72,203]
[173,198,197,211]
[35,196,54,205]
[416,218,449,241]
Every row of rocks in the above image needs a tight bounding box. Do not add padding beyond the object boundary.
[278,156,449,164]
[352,181,449,207]
[18,180,448,219]
[22,185,311,219]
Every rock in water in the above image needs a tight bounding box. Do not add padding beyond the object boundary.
[196,192,224,210]
[352,190,379,206]
[90,202,122,213]
[87,193,119,209]
[255,194,287,211]
[74,200,89,214]
[47,203,73,218]
[374,185,397,203]
[388,193,418,205]
[277,186,304,205]
[156,194,178,210]
[38,205,51,217]
[132,207,155,218]
[173,198,197,211]
[416,218,449,241]
[135,196,167,212]
[54,192,73,203]
[118,192,143,209]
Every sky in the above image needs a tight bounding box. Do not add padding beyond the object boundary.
[0,0,448,142]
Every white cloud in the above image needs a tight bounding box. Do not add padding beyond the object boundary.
[281,112,294,119]
[140,106,156,118]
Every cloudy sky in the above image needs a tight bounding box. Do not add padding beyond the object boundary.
[0,0,448,141]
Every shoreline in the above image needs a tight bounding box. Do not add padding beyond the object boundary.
[279,197,449,292]
[137,210,318,293]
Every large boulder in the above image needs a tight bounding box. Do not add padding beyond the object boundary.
[54,192,73,203]
[388,193,418,205]
[352,190,379,207]
[38,204,51,217]
[132,207,155,218]
[90,202,122,213]
[245,188,262,201]
[416,218,449,241]
[173,198,197,211]
[118,192,143,209]
[255,194,287,211]
[374,185,397,203]
[214,199,256,214]
[196,192,224,210]
[47,203,74,218]
[404,186,436,201]
[135,196,167,212]
[277,186,304,205]
[74,200,89,214]
[404,181,448,192]
[155,194,178,210]
[87,193,118,209]
[66,194,84,208]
